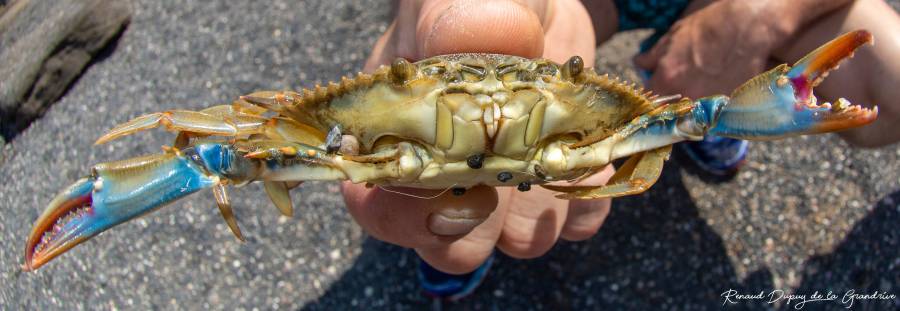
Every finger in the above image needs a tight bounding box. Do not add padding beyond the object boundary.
[541,0,597,64]
[646,61,691,97]
[559,165,614,241]
[364,21,399,72]
[633,32,671,72]
[342,182,499,249]
[632,52,656,72]
[415,196,510,274]
[415,0,545,58]
[363,0,425,71]
[496,187,570,259]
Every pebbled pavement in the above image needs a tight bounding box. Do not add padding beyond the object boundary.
[1,1,898,310]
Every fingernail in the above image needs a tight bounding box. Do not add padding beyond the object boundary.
[427,213,486,236]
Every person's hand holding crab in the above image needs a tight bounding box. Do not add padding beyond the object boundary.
[343,0,615,278]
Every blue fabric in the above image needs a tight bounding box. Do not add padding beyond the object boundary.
[615,0,690,52]
[418,253,494,301]
[680,135,748,175]
[615,0,690,31]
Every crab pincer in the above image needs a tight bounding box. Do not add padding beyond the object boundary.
[24,146,233,271]
[23,139,350,271]
[704,30,878,139]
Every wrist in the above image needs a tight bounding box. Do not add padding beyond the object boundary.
[742,0,854,44]
[756,1,804,39]
[729,0,803,48]
[720,0,798,49]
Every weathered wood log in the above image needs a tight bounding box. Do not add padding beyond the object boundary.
[0,0,131,143]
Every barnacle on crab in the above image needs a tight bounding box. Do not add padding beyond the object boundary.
[25,30,876,271]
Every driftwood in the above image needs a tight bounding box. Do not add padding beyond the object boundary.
[0,0,131,143]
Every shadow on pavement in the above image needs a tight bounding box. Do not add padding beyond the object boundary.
[781,191,900,310]
[306,163,789,310]
[671,142,739,185]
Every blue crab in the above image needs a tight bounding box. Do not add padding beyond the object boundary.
[24,30,877,271]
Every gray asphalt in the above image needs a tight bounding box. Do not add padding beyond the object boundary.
[1,1,898,310]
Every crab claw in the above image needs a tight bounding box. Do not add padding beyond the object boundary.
[23,152,219,271]
[705,30,877,139]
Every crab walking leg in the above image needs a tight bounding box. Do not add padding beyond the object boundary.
[166,102,324,148]
[262,181,294,217]
[257,142,427,184]
[543,145,671,199]
[94,110,250,144]
[96,100,327,146]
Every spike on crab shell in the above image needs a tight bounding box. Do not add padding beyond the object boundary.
[651,94,682,106]
[327,82,340,94]
[240,91,299,110]
[356,72,374,86]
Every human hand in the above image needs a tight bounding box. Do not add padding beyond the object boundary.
[633,0,794,97]
[342,0,614,274]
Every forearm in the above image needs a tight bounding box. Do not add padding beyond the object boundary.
[579,0,856,46]
[751,0,855,36]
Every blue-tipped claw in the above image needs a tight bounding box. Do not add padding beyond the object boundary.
[707,30,877,140]
[24,152,218,271]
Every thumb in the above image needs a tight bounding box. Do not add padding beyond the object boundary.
[415,0,545,58]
